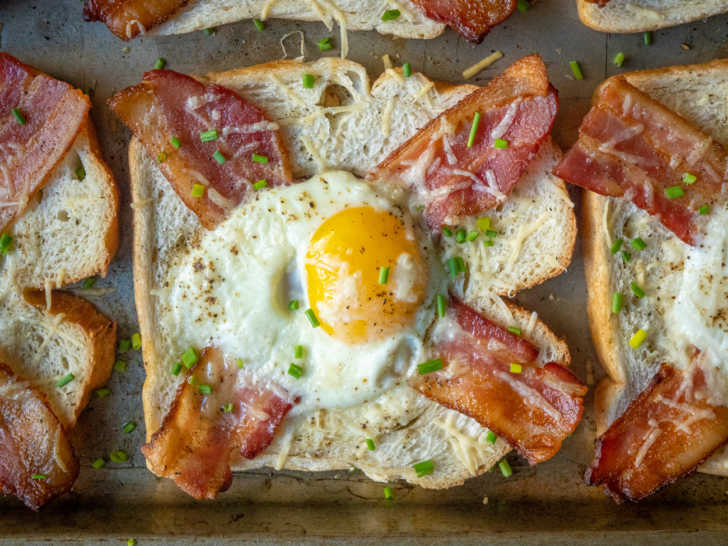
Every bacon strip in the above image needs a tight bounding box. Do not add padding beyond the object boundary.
[0,53,90,232]
[584,0,611,5]
[0,363,78,510]
[110,70,292,229]
[555,76,727,245]
[411,0,516,42]
[587,360,728,502]
[415,298,586,464]
[83,0,189,41]
[370,55,558,230]
[142,347,294,499]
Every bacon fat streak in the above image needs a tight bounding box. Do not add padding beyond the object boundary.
[83,0,189,41]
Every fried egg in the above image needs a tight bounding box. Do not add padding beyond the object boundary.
[166,171,446,416]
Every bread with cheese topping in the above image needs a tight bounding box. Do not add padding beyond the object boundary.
[583,59,728,476]
[577,0,728,33]
[132,58,577,488]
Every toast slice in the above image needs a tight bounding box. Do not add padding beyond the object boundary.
[131,58,577,488]
[577,0,728,33]
[583,59,728,476]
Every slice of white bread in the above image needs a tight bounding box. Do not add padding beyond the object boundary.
[131,58,576,488]
[152,0,445,43]
[577,0,728,33]
[583,59,728,476]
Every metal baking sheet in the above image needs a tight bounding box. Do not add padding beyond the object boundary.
[2,0,728,543]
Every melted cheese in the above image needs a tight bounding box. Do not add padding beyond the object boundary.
[462,51,504,80]
[434,413,492,476]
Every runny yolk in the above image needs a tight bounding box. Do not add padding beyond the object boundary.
[305,206,428,344]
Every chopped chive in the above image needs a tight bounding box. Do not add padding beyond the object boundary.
[621,250,632,262]
[610,239,623,254]
[517,0,530,12]
[200,129,218,142]
[187,376,197,386]
[56,373,75,388]
[122,422,136,434]
[467,112,481,148]
[378,266,390,285]
[493,138,509,149]
[483,239,495,247]
[418,358,443,375]
[191,184,205,198]
[317,37,333,51]
[466,231,479,242]
[109,450,129,463]
[611,293,623,314]
[204,27,216,36]
[288,299,300,310]
[92,458,106,469]
[118,339,131,353]
[381,9,401,21]
[643,31,652,45]
[32,474,47,480]
[455,256,466,273]
[698,204,710,215]
[253,179,267,190]
[213,150,227,164]
[294,345,304,358]
[11,108,26,125]
[384,486,393,500]
[131,332,142,350]
[413,459,434,477]
[224,402,233,412]
[236,358,244,369]
[498,459,513,478]
[476,217,491,231]
[366,438,376,451]
[631,237,647,250]
[682,172,697,184]
[629,329,647,349]
[436,294,447,317]
[446,256,465,277]
[486,430,498,444]
[82,276,97,289]
[509,363,522,374]
[253,18,265,31]
[181,347,198,368]
[128,540,136,546]
[665,185,684,199]
[154,58,166,70]
[613,52,625,68]
[402,62,412,78]
[252,153,268,164]
[455,228,467,243]
[631,282,645,299]
[302,74,316,89]
[288,363,304,378]
[157,151,167,163]
[76,165,86,181]
[442,226,453,237]
[569,61,584,80]
[95,387,111,398]
[305,308,320,327]
[114,360,127,372]
[171,362,183,376]
[508,326,521,336]
[170,136,181,149]
[198,384,212,395]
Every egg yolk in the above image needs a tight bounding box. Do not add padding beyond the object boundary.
[305,206,428,344]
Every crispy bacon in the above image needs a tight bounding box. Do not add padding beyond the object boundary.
[370,55,558,230]
[0,53,90,232]
[584,0,611,5]
[109,69,292,229]
[555,76,727,245]
[415,297,586,464]
[587,360,728,502]
[142,347,294,499]
[83,0,189,41]
[411,0,516,42]
[0,363,78,510]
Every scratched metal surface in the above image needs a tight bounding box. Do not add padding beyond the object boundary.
[1,0,728,543]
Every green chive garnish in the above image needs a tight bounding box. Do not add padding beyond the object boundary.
[381,9,401,21]
[698,204,710,215]
[252,153,268,164]
[12,108,26,125]
[476,217,491,231]
[82,276,96,289]
[508,326,521,336]
[118,339,131,353]
[418,359,443,375]
[288,299,300,310]
[236,358,244,369]
[288,363,304,378]
[631,237,647,250]
[486,430,497,444]
[467,112,481,148]
[170,136,181,149]
[128,539,137,546]
[204,28,216,36]
[493,138,509,149]
[253,18,265,31]
[378,266,390,285]
[294,345,304,358]
[413,460,434,477]
[154,58,166,70]
[95,387,111,398]
[499,459,513,478]
[110,450,129,463]
[517,0,530,12]
[485,229,498,238]
[131,332,142,350]
[305,309,320,327]
[317,37,333,51]
[92,458,106,469]
[171,362,183,376]
[76,165,86,181]
[213,150,227,164]
[629,329,647,349]
[253,179,267,190]
[682,172,697,184]
[643,31,652,45]
[157,151,167,163]
[436,294,447,317]
[181,347,198,368]
[466,231,479,242]
[122,422,136,434]
[32,474,47,480]
[191,184,205,198]
[631,282,645,299]
[56,373,75,388]
[384,486,393,500]
[455,228,466,243]
[665,185,684,199]
[570,61,584,80]
[198,384,212,395]
[200,129,218,142]
[610,239,623,254]
[302,74,315,89]
[483,239,494,247]
[621,250,632,262]
[114,360,127,372]
[613,52,625,68]
[366,438,376,451]
[612,293,623,314]
[224,402,233,412]
[402,62,411,78]
[446,256,466,277]
[442,226,453,237]
[509,363,522,374]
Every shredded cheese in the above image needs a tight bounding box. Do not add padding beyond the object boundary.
[507,214,549,267]
[381,97,395,138]
[434,413,488,476]
[463,51,504,80]
[279,31,306,61]
[260,0,277,19]
[382,54,393,70]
